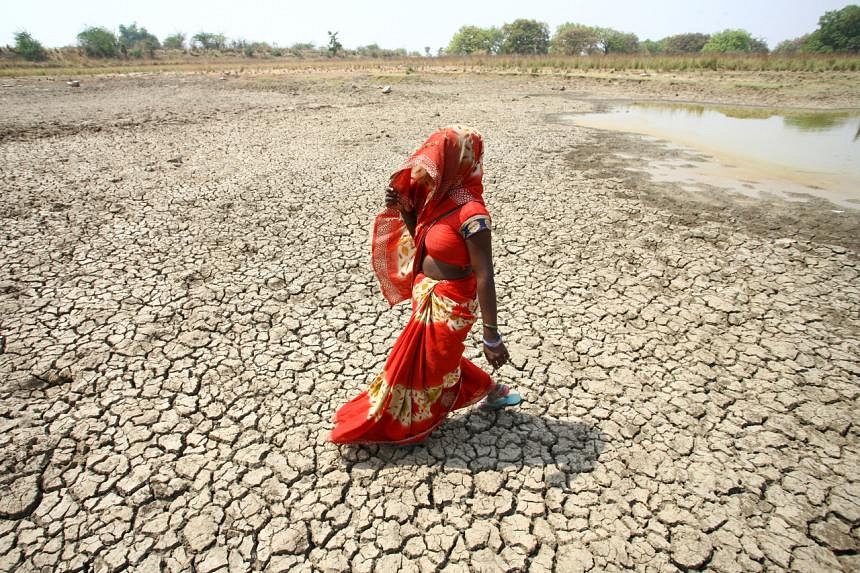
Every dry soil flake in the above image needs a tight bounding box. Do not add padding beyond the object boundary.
[670,526,714,570]
[0,474,41,519]
[183,513,219,552]
[555,544,595,573]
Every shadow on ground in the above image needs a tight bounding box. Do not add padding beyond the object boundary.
[340,410,606,487]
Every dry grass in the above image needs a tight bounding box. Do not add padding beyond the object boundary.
[1,51,858,78]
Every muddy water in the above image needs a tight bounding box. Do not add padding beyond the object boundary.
[563,102,860,209]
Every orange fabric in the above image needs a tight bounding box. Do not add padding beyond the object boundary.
[371,126,485,306]
[424,201,490,267]
[329,274,493,445]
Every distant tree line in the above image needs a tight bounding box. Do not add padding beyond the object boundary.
[6,22,425,61]
[775,4,860,53]
[6,4,859,62]
[446,5,860,56]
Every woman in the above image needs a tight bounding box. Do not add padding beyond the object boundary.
[330,126,520,445]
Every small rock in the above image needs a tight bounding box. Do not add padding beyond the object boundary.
[67,80,80,87]
[381,85,392,94]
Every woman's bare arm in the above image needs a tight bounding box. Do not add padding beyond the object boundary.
[466,229,509,369]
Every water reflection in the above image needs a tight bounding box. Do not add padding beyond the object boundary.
[632,102,858,132]
[783,111,857,132]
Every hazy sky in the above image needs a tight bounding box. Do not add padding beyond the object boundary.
[1,0,852,51]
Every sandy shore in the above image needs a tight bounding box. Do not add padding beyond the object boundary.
[1,70,858,571]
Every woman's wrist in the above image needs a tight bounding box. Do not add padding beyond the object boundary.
[482,333,503,348]
[483,323,500,338]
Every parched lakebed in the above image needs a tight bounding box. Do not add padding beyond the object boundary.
[0,71,858,572]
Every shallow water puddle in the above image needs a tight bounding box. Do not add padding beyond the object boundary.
[565,102,860,209]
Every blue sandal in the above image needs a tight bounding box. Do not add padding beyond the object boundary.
[479,385,522,411]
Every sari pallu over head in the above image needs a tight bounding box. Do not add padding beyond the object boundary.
[372,126,485,305]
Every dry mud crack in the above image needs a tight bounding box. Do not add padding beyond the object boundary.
[0,73,858,572]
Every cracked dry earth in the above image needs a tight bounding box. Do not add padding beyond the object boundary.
[1,72,859,572]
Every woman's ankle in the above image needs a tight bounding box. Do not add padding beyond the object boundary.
[487,383,506,401]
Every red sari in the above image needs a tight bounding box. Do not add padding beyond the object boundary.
[330,126,495,445]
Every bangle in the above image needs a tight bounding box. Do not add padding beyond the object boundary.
[483,323,499,330]
[482,335,503,348]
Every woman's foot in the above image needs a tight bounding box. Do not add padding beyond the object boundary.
[479,383,522,411]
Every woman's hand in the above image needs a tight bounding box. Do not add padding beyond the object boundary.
[484,339,510,370]
[385,186,417,236]
[384,187,401,209]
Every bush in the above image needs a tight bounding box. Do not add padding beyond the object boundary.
[163,33,186,50]
[77,26,118,58]
[289,42,316,57]
[118,23,160,52]
[192,32,226,50]
[774,36,809,54]
[641,39,665,54]
[702,29,767,53]
[662,33,710,53]
[13,31,47,61]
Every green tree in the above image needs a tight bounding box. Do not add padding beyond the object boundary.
[119,23,160,50]
[163,33,186,50]
[774,35,808,54]
[118,23,159,58]
[748,37,769,53]
[598,28,640,54]
[551,23,599,55]
[13,31,47,61]
[812,4,860,52]
[192,32,226,50]
[501,19,550,54]
[446,25,502,54]
[77,26,118,58]
[641,39,665,54]
[661,33,710,53]
[327,31,343,56]
[702,29,767,53]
